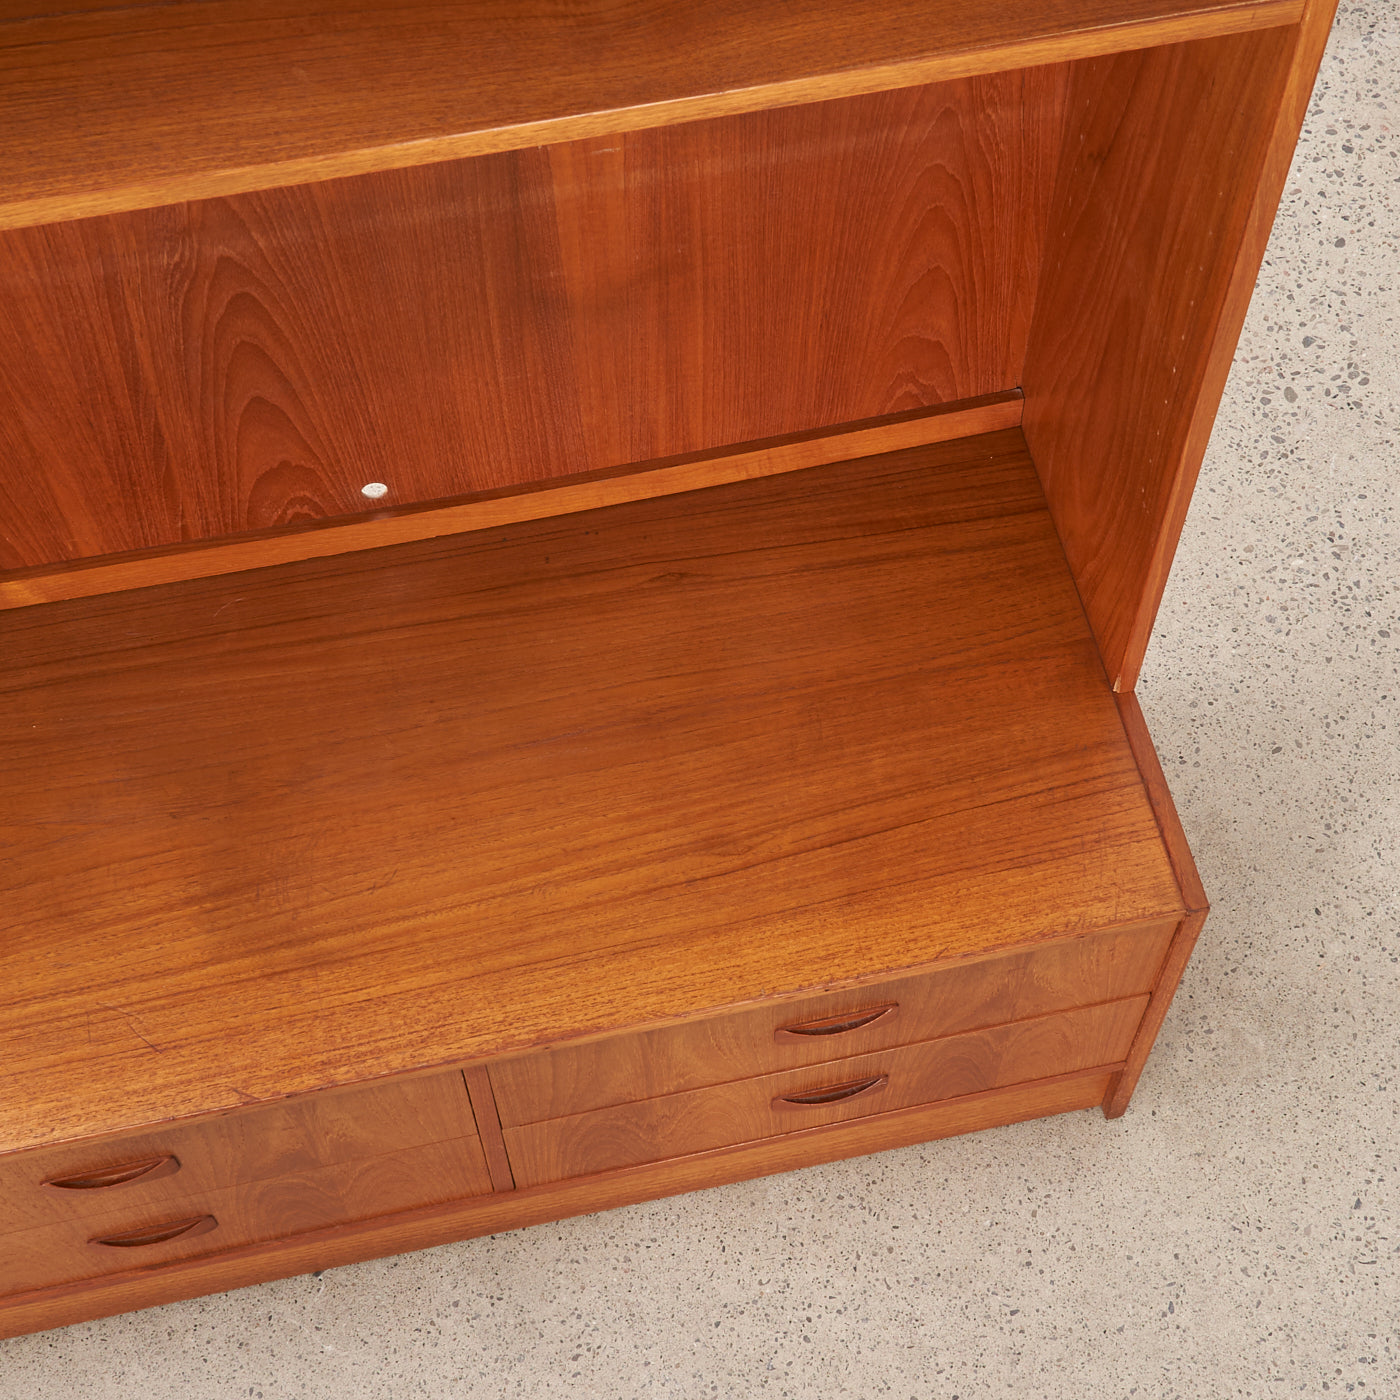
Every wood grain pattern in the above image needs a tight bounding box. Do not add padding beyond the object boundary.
[1108,0,1339,686]
[1021,17,1330,688]
[0,0,1301,229]
[0,430,1183,1156]
[0,1070,476,1235]
[0,1070,1114,1340]
[504,998,1147,1186]
[461,1068,516,1195]
[490,919,1176,1125]
[0,0,1328,1339]
[0,1135,492,1295]
[1103,690,1210,1117]
[0,75,1062,571]
[0,394,1024,610]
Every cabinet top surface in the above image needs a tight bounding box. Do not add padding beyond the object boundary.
[0,0,1301,229]
[0,429,1185,1153]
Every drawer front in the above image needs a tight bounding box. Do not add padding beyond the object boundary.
[0,1070,477,1235]
[0,1134,492,1297]
[503,996,1148,1188]
[491,920,1175,1126]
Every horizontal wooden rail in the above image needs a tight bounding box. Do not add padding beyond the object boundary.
[0,392,1022,610]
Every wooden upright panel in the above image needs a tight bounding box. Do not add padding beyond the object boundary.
[1022,10,1335,689]
[0,72,1063,570]
[1104,691,1210,1116]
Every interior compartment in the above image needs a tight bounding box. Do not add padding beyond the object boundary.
[0,429,1183,1156]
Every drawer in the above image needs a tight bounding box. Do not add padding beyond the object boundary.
[0,1134,492,1297]
[491,920,1175,1126]
[0,1070,477,1235]
[503,995,1148,1187]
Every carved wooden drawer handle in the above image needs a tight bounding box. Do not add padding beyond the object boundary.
[775,1073,889,1109]
[45,1155,180,1192]
[775,1004,897,1041]
[90,1215,218,1249]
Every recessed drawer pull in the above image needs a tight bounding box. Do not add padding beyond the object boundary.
[775,1004,897,1041]
[775,1073,889,1109]
[90,1215,218,1249]
[45,1155,181,1192]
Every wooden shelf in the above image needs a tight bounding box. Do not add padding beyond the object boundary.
[0,393,1025,610]
[0,428,1183,1156]
[0,0,1301,228]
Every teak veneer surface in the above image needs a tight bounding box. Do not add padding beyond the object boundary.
[0,1072,1114,1339]
[1104,690,1210,1116]
[1022,14,1335,686]
[0,0,1302,229]
[0,429,1185,1155]
[504,997,1147,1187]
[0,396,1024,609]
[491,919,1176,1124]
[1,1135,494,1295]
[0,1069,478,1235]
[0,73,1060,570]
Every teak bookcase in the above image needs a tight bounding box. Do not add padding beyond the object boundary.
[0,0,1335,1337]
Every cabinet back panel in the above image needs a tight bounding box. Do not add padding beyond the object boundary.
[0,68,1065,570]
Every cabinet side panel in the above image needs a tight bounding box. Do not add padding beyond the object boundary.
[1103,691,1209,1117]
[0,69,1065,571]
[1021,7,1335,689]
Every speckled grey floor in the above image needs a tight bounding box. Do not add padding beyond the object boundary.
[3,10,1397,1397]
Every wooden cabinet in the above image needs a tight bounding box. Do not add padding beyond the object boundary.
[0,0,1335,1338]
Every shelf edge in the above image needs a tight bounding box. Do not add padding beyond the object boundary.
[0,393,1022,610]
[0,0,1303,231]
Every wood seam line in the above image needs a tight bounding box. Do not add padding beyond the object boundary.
[0,392,1022,610]
[1103,691,1210,1117]
[461,1068,516,1193]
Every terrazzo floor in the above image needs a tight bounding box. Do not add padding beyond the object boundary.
[2,6,1397,1396]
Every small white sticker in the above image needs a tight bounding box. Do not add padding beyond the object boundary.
[361,482,389,499]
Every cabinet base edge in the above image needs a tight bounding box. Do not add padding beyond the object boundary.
[0,1066,1114,1340]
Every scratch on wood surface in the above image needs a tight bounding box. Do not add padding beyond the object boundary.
[94,1003,162,1054]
